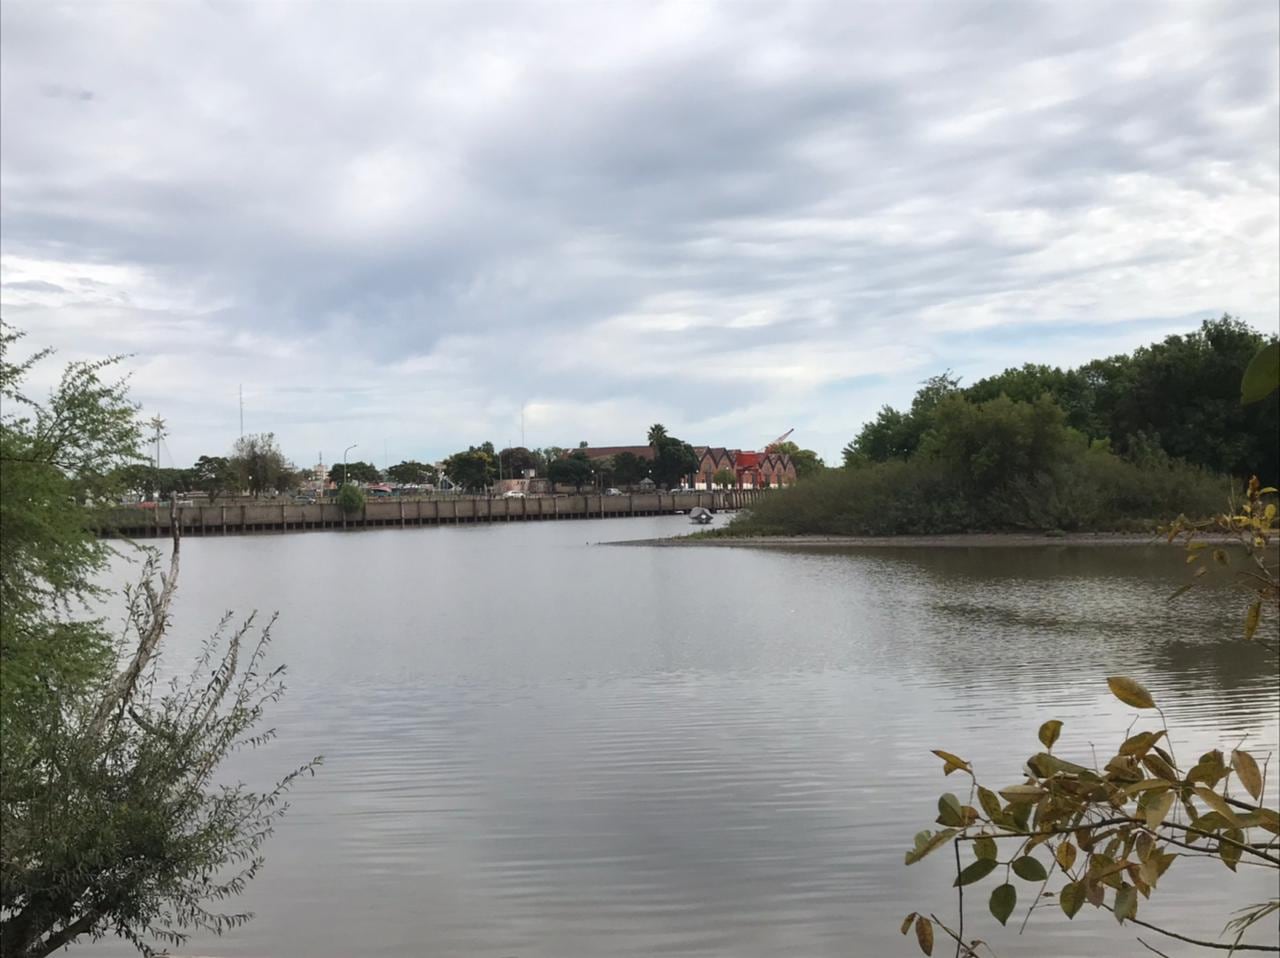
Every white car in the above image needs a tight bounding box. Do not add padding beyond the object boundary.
[502,490,526,498]
[604,488,622,496]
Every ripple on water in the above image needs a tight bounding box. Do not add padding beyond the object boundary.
[91,526,1278,957]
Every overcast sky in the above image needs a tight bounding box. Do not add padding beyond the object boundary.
[2,1,1277,468]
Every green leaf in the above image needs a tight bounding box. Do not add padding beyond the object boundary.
[1241,341,1280,404]
[1038,720,1063,750]
[989,883,1017,926]
[1011,856,1048,882]
[1059,880,1085,919]
[955,857,998,887]
[974,836,997,861]
[1106,676,1155,710]
[977,786,1002,822]
[1114,883,1137,923]
[937,793,965,827]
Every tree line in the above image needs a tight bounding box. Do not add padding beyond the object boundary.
[844,315,1278,479]
[119,423,829,500]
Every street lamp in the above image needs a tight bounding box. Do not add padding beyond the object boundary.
[343,443,358,487]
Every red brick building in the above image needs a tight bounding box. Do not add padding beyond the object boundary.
[576,444,797,489]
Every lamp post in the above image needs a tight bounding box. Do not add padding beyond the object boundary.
[343,443,358,487]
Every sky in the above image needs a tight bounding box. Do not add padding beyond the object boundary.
[1,1,1278,469]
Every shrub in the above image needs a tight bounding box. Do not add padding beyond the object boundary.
[337,482,365,515]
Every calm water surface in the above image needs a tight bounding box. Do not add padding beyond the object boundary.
[100,517,1280,957]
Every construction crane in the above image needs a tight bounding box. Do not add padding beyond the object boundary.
[763,428,794,453]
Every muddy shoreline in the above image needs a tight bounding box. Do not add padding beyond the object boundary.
[612,531,1248,549]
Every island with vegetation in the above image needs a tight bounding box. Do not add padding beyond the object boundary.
[698,317,1278,540]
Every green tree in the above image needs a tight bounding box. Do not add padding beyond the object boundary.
[712,467,737,489]
[1,324,143,709]
[965,363,1098,435]
[337,482,365,515]
[498,446,538,478]
[845,372,962,466]
[0,325,317,956]
[113,462,158,499]
[385,460,437,485]
[609,450,650,486]
[1095,316,1278,479]
[230,433,290,497]
[651,434,699,489]
[548,450,594,491]
[771,440,824,478]
[920,393,1072,501]
[192,454,236,501]
[647,423,668,447]
[327,460,381,485]
[441,447,494,492]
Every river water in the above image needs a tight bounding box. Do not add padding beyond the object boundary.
[99,516,1279,957]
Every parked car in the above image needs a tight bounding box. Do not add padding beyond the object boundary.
[604,488,622,496]
[503,490,526,498]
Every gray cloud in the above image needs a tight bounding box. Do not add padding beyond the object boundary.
[1,0,1276,466]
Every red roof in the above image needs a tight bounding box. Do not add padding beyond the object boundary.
[576,445,656,461]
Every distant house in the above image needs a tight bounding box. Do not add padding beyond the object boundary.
[693,447,796,490]
[577,443,796,490]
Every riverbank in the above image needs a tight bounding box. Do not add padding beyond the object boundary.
[617,531,1253,548]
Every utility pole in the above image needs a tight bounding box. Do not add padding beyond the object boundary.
[521,402,526,449]
[148,416,166,500]
[239,384,244,438]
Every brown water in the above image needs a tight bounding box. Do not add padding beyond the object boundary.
[99,516,1280,956]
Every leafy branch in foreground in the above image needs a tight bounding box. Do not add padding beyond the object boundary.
[1168,475,1278,652]
[1,514,323,957]
[1,326,320,956]
[901,675,1278,956]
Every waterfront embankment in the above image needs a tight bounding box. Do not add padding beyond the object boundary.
[102,490,763,538]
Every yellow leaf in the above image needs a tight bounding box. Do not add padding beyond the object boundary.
[1038,720,1063,750]
[1107,676,1155,709]
[1145,791,1175,831]
[1055,842,1077,871]
[1244,601,1262,642]
[1123,779,1171,798]
[1231,750,1263,801]
[999,784,1047,802]
[915,915,934,956]
[1194,786,1243,828]
[900,912,917,935]
[931,749,971,775]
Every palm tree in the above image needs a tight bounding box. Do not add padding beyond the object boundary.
[647,423,667,447]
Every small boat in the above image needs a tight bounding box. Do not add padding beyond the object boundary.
[689,506,713,524]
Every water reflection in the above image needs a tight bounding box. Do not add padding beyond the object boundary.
[94,523,1278,956]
